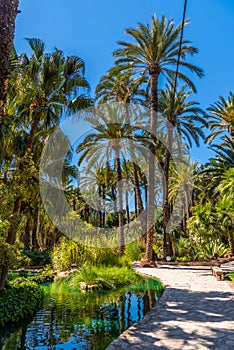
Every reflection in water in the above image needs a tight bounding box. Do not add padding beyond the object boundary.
[0,278,163,350]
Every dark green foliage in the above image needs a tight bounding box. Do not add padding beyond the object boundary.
[0,278,43,327]
[28,273,54,284]
[21,250,51,267]
[8,271,54,284]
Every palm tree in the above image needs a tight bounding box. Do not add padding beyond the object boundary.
[217,168,234,255]
[0,0,19,122]
[76,104,143,255]
[79,164,109,227]
[199,137,234,197]
[96,67,146,105]
[96,68,147,238]
[113,14,204,260]
[0,40,91,289]
[206,92,234,143]
[158,84,205,255]
[16,38,91,153]
[169,162,199,237]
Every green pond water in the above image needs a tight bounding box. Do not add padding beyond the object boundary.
[0,278,163,350]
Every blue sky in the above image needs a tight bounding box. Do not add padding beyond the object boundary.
[14,0,234,164]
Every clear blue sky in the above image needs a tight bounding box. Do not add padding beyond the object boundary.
[14,0,234,163]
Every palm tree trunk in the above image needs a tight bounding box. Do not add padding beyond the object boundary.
[125,190,130,224]
[146,70,158,261]
[102,184,106,227]
[32,207,39,250]
[27,113,41,151]
[98,186,102,227]
[162,122,173,258]
[132,161,147,245]
[134,188,138,218]
[0,0,19,123]
[115,147,125,255]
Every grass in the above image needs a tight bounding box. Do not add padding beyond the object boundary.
[62,265,143,290]
[226,272,234,283]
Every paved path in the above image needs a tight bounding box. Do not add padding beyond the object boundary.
[106,265,234,350]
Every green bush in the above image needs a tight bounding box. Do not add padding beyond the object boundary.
[51,237,121,271]
[0,238,17,269]
[0,278,43,327]
[125,242,142,261]
[21,250,51,267]
[28,273,54,284]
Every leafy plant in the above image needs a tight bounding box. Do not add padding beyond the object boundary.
[0,278,43,327]
[125,242,142,261]
[226,272,234,283]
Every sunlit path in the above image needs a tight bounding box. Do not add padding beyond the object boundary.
[107,264,234,350]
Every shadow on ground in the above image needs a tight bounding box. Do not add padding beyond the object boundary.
[107,288,234,350]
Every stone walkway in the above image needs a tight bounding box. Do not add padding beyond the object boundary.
[106,265,234,350]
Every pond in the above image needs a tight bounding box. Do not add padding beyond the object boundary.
[0,278,163,350]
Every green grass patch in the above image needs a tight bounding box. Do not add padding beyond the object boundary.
[226,272,234,283]
[61,265,143,290]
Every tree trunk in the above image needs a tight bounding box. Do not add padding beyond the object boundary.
[26,113,41,151]
[125,190,130,224]
[0,196,21,289]
[24,218,31,250]
[115,148,125,255]
[98,186,102,227]
[162,122,173,258]
[145,70,159,261]
[32,207,40,250]
[132,161,147,246]
[102,184,106,227]
[0,0,19,123]
[134,187,138,218]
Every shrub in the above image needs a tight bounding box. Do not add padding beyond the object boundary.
[0,238,17,269]
[21,250,51,267]
[29,273,54,284]
[0,278,43,327]
[51,237,120,271]
[125,242,142,261]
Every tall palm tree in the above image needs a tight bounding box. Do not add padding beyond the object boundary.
[0,40,91,289]
[113,15,203,260]
[169,162,199,236]
[0,0,19,122]
[76,104,144,255]
[96,68,147,237]
[158,84,205,255]
[206,92,234,143]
